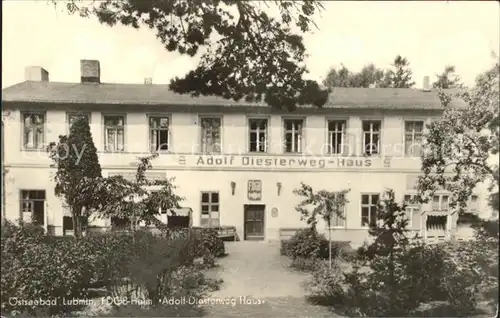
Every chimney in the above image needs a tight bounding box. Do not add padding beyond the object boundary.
[80,60,100,83]
[25,66,49,82]
[422,76,431,92]
[144,77,152,85]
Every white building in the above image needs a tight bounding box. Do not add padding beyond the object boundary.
[1,60,491,246]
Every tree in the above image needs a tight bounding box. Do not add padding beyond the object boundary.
[322,63,385,88]
[418,62,499,214]
[293,182,350,268]
[47,117,102,238]
[433,65,463,89]
[55,0,329,111]
[95,153,184,239]
[383,55,415,88]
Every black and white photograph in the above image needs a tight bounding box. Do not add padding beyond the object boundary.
[1,0,499,317]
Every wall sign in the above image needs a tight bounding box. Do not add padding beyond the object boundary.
[248,180,262,201]
[271,208,278,218]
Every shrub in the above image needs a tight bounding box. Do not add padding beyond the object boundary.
[306,261,346,307]
[290,257,321,272]
[191,227,226,258]
[1,221,98,316]
[285,228,329,259]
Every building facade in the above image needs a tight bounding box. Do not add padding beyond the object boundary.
[1,60,491,246]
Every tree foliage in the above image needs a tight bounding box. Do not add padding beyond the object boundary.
[433,65,463,89]
[418,62,499,213]
[95,153,184,234]
[55,0,329,111]
[322,63,386,88]
[47,117,102,238]
[293,182,350,230]
[383,55,415,88]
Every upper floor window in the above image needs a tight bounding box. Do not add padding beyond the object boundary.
[327,120,347,154]
[404,121,424,157]
[68,113,90,129]
[361,193,379,227]
[362,120,381,156]
[149,116,169,152]
[22,113,45,149]
[432,194,450,211]
[249,118,268,153]
[284,119,303,153]
[200,117,221,153]
[201,191,219,227]
[104,115,125,152]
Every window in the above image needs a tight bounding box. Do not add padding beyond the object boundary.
[432,194,450,211]
[20,190,46,225]
[330,193,346,227]
[404,121,424,157]
[468,195,479,212]
[361,193,379,227]
[104,115,125,152]
[111,216,130,230]
[150,190,169,214]
[404,194,420,225]
[200,117,221,153]
[62,204,88,235]
[284,119,303,153]
[22,113,45,149]
[68,113,90,128]
[149,116,170,152]
[362,120,381,156]
[327,120,347,154]
[201,192,220,227]
[249,118,268,152]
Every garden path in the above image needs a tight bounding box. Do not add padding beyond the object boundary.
[203,241,338,317]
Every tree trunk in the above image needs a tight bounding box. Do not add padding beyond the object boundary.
[73,206,82,239]
[327,218,332,269]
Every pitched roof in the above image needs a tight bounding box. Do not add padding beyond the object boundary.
[1,80,467,110]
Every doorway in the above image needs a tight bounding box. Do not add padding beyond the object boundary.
[244,204,265,240]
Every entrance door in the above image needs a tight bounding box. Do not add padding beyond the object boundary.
[244,204,265,240]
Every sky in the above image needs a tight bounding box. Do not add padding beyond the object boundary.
[2,1,499,89]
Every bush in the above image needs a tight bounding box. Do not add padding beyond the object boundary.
[191,227,226,258]
[306,261,346,307]
[291,257,321,272]
[1,221,100,316]
[1,222,222,317]
[283,228,329,259]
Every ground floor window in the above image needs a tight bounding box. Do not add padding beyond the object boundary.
[20,190,46,225]
[201,191,220,227]
[403,194,420,226]
[330,193,346,228]
[361,193,379,227]
[111,216,131,230]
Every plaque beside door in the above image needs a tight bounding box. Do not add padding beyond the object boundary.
[248,180,262,201]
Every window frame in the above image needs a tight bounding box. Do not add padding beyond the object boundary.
[360,192,380,228]
[21,111,46,151]
[282,117,305,154]
[403,120,425,157]
[328,192,347,229]
[361,120,382,156]
[403,194,421,227]
[103,114,126,152]
[147,114,171,153]
[468,194,479,212]
[326,119,348,155]
[67,112,91,133]
[199,116,223,154]
[19,189,46,223]
[432,194,450,211]
[200,191,220,228]
[248,117,269,153]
